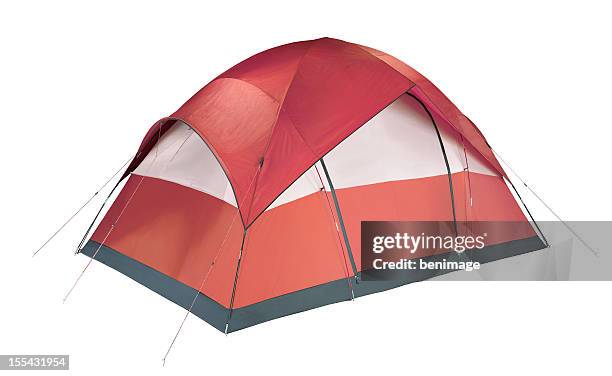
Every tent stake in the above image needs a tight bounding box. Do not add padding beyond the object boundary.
[32,155,133,257]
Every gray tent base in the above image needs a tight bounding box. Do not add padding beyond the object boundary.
[81,236,545,333]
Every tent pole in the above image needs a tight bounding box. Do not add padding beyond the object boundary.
[74,179,121,254]
[314,163,355,300]
[492,149,597,256]
[223,162,264,334]
[504,177,549,247]
[459,134,474,209]
[319,159,359,282]
[32,155,133,257]
[407,93,459,236]
[225,229,247,334]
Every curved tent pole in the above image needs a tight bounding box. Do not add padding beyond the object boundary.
[504,177,549,247]
[488,148,549,247]
[314,163,355,300]
[159,122,249,364]
[225,229,247,334]
[319,159,359,281]
[459,134,474,210]
[223,163,263,334]
[406,92,459,236]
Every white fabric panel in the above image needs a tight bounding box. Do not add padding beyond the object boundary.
[463,143,499,176]
[267,164,323,210]
[433,109,498,176]
[436,111,467,174]
[325,94,448,190]
[134,121,237,207]
[325,93,499,191]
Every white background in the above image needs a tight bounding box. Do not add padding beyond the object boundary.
[1,1,611,375]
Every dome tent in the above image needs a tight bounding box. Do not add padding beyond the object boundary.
[77,37,546,333]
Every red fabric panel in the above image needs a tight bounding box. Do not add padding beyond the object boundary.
[218,40,311,102]
[91,175,243,307]
[247,39,413,223]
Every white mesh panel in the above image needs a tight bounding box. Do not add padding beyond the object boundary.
[325,94,448,190]
[134,121,237,207]
[267,165,323,210]
[433,108,498,176]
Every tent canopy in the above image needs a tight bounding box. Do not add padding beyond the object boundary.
[124,37,505,227]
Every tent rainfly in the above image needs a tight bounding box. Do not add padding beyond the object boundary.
[72,38,546,333]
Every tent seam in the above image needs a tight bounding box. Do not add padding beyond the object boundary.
[241,40,318,223]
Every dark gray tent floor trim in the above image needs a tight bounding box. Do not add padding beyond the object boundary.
[81,235,545,333]
[81,241,229,332]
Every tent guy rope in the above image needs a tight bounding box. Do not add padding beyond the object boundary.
[162,209,240,367]
[62,173,147,303]
[163,159,261,366]
[491,148,598,256]
[63,128,162,302]
[32,154,134,257]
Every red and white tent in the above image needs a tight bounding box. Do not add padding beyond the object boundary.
[77,37,546,333]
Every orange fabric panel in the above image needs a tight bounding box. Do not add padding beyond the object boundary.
[232,191,351,309]
[458,172,536,247]
[336,174,456,271]
[92,173,533,309]
[465,172,528,221]
[335,172,531,270]
[232,172,531,308]
[91,175,242,307]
